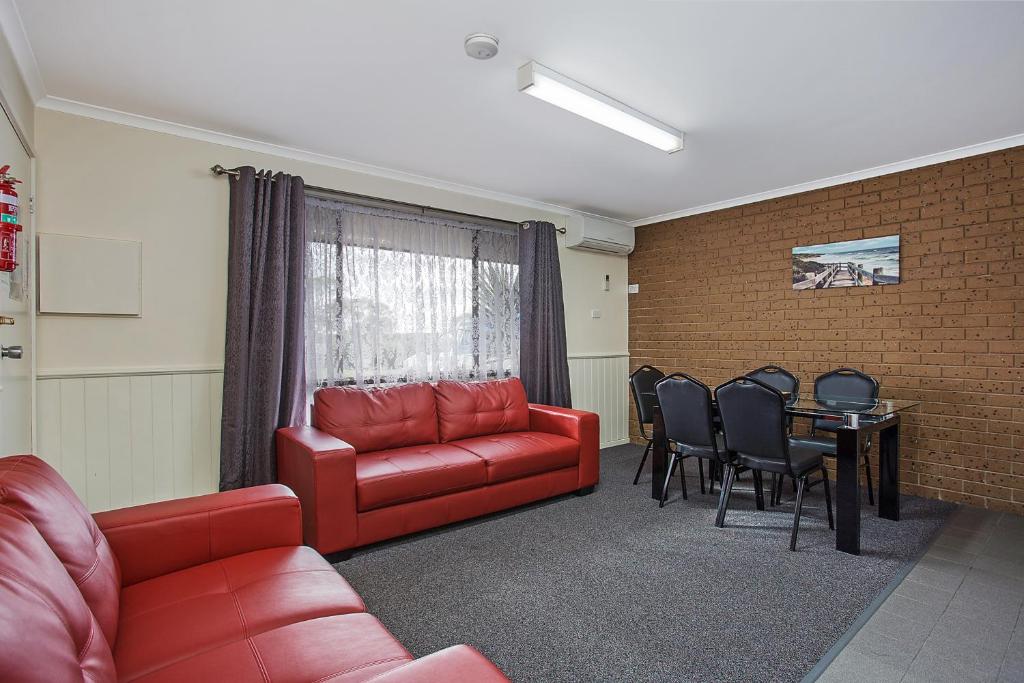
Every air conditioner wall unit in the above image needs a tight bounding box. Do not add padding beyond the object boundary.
[565,215,635,255]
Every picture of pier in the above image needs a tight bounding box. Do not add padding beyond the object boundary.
[793,235,900,290]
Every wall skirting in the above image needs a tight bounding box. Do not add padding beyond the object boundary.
[567,354,630,448]
[33,356,629,511]
[36,369,223,512]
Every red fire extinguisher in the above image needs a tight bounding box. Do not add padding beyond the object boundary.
[0,164,23,272]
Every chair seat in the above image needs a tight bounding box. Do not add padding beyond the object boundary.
[449,431,579,484]
[670,433,725,461]
[789,434,837,455]
[127,613,413,683]
[355,443,488,511]
[115,546,367,681]
[813,418,843,432]
[736,446,823,476]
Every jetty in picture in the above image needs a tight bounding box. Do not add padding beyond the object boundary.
[792,235,900,290]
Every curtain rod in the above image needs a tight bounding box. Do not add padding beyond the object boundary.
[210,164,566,233]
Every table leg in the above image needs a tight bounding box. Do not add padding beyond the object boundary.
[835,428,862,555]
[878,421,900,521]
[651,409,666,500]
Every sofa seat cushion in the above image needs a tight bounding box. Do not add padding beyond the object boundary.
[115,546,367,681]
[126,613,413,683]
[314,382,439,453]
[450,432,579,484]
[356,443,488,512]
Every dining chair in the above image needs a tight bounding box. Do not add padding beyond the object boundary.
[746,365,799,504]
[628,365,665,485]
[715,376,834,551]
[789,367,879,505]
[653,373,725,508]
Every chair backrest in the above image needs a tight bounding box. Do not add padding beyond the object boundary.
[0,505,117,683]
[814,367,878,400]
[629,365,665,426]
[716,376,790,466]
[813,368,879,428]
[746,365,799,403]
[0,455,121,648]
[655,373,717,452]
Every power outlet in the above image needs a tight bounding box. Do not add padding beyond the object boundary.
[628,284,639,294]
[590,309,601,319]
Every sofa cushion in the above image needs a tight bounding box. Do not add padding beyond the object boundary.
[435,378,530,442]
[125,613,413,683]
[0,506,116,683]
[449,432,579,484]
[356,443,488,511]
[115,546,367,681]
[314,383,439,453]
[0,454,122,647]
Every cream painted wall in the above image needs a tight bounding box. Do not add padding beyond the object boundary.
[34,108,627,373]
[0,9,33,149]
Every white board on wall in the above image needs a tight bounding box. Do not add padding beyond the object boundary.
[38,233,142,316]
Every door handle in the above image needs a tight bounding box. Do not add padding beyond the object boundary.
[1,345,22,359]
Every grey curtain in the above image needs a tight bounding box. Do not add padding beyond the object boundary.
[518,221,572,407]
[220,167,306,490]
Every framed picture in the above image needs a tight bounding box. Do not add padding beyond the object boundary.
[792,235,900,290]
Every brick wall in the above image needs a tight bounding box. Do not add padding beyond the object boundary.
[628,146,1024,513]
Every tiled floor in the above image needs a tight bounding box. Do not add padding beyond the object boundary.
[817,506,1024,683]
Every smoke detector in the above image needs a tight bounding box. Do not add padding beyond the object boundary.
[465,33,499,60]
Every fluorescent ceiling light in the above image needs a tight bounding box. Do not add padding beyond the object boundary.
[517,61,684,153]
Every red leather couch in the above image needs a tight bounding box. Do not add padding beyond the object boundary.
[277,378,599,556]
[0,454,509,682]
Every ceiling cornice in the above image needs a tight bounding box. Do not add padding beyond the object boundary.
[37,95,634,225]
[0,0,44,103]
[629,131,1024,227]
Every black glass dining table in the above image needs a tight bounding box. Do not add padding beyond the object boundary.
[642,390,920,555]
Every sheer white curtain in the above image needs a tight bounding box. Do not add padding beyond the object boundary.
[305,198,519,387]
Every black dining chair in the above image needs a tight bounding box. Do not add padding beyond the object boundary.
[715,376,834,551]
[629,365,665,485]
[790,367,879,505]
[746,365,799,503]
[654,373,726,507]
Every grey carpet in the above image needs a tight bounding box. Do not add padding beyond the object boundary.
[334,444,953,682]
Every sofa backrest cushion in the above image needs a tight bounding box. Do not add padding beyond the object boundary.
[435,378,530,442]
[0,455,122,648]
[0,506,116,683]
[313,382,440,453]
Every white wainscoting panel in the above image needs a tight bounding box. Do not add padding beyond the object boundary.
[568,354,629,448]
[36,369,223,512]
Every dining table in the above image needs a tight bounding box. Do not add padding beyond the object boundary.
[643,389,920,555]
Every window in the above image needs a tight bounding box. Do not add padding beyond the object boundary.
[305,197,519,387]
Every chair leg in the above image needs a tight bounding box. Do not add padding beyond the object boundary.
[632,440,652,485]
[864,452,875,506]
[790,475,807,551]
[770,474,778,507]
[715,465,736,528]
[659,453,678,508]
[753,470,765,511]
[679,456,688,500]
[821,465,834,530]
[708,461,716,495]
[698,458,706,495]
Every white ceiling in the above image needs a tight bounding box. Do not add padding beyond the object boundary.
[11,0,1024,223]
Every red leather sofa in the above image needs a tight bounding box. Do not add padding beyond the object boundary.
[277,378,599,556]
[0,454,509,682]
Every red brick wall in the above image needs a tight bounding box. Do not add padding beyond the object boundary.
[628,146,1024,513]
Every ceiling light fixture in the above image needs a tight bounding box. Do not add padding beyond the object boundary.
[517,61,684,153]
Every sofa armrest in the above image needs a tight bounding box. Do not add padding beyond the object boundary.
[366,646,510,683]
[529,404,600,489]
[93,484,301,586]
[276,426,358,555]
